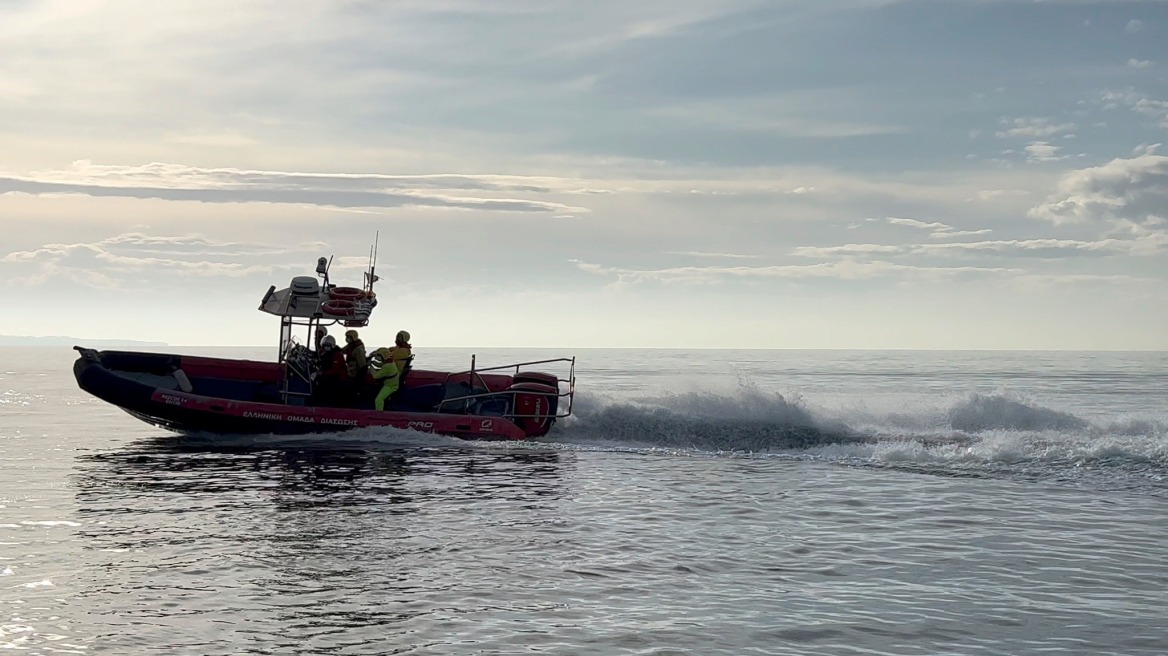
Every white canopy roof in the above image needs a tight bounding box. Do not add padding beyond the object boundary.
[258,276,375,325]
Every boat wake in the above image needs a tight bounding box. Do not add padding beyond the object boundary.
[947,393,1088,432]
[548,386,1168,489]
[554,387,860,452]
[142,382,1165,491]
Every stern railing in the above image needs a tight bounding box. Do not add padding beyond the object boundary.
[436,356,576,420]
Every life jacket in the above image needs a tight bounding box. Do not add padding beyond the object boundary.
[388,344,412,371]
[371,345,411,382]
[319,348,347,379]
[342,339,366,377]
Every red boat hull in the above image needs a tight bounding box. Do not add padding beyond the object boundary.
[143,387,527,439]
[73,348,565,441]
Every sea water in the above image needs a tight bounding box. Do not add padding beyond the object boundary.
[1,346,1166,655]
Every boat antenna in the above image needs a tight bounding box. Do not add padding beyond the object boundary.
[365,231,379,293]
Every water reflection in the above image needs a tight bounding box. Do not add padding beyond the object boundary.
[74,435,566,506]
[68,435,573,653]
[71,434,570,562]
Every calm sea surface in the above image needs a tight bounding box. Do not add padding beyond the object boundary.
[2,346,1167,655]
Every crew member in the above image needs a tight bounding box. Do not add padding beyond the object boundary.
[313,335,347,405]
[370,330,412,411]
[342,329,368,379]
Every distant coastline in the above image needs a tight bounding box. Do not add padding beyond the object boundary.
[0,335,169,347]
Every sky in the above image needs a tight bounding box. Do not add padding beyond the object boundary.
[2,0,1167,350]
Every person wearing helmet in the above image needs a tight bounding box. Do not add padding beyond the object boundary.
[370,330,413,411]
[341,329,367,380]
[316,335,345,373]
[388,330,413,379]
[313,334,347,405]
[339,329,368,404]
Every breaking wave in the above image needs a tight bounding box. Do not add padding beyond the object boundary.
[947,393,1087,432]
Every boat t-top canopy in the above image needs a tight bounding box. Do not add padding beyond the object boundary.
[259,247,379,329]
[258,242,381,364]
[259,276,376,326]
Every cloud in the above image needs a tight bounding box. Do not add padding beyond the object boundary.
[1008,273,1162,291]
[0,0,938,171]
[1024,141,1064,163]
[1029,153,1168,232]
[1126,19,1144,34]
[0,161,590,214]
[887,217,949,231]
[792,237,1140,260]
[996,117,1076,139]
[1134,99,1168,129]
[2,232,319,289]
[571,258,1020,285]
[668,251,763,259]
[1099,90,1168,129]
[941,229,994,238]
[1127,58,1153,69]
[2,244,121,289]
[94,232,327,257]
[913,238,1137,257]
[792,244,903,257]
[886,216,993,239]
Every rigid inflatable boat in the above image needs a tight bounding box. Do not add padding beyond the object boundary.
[73,248,575,440]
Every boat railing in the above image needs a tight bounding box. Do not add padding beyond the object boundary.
[437,356,576,419]
[434,386,575,419]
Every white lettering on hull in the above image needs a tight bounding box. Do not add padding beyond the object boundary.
[242,411,324,424]
[321,418,360,426]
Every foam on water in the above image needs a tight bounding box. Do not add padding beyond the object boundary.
[549,384,1168,489]
[556,386,856,452]
[143,381,1166,488]
[947,392,1088,432]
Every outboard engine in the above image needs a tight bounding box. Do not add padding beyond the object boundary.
[512,372,560,417]
[513,372,559,387]
[509,381,558,437]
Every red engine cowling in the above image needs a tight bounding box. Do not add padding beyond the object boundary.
[513,372,559,387]
[509,382,558,437]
